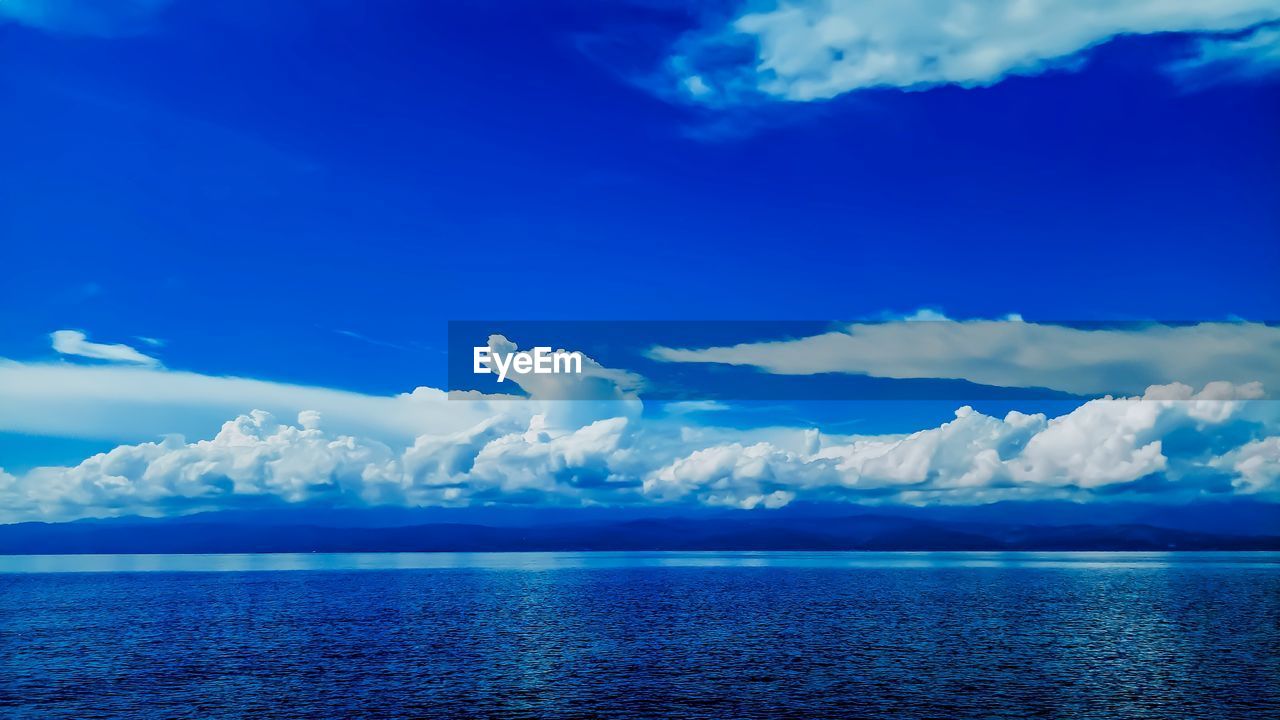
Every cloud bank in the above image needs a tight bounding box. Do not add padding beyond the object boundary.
[671,0,1280,103]
[3,327,1279,522]
[2,379,1276,522]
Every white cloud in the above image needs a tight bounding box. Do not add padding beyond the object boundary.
[398,412,637,504]
[644,441,817,508]
[0,332,661,519]
[483,334,645,401]
[648,319,1280,397]
[663,400,732,415]
[5,331,648,448]
[4,326,1278,521]
[2,410,404,522]
[1212,436,1280,493]
[51,330,160,367]
[900,308,952,322]
[462,416,635,501]
[478,334,645,432]
[671,0,1280,102]
[0,0,171,36]
[2,380,1276,522]
[645,382,1279,508]
[0,409,639,522]
[0,360,523,444]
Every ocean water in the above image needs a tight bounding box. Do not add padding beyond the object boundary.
[1,552,1277,719]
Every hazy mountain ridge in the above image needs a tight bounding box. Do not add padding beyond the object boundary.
[3,511,1278,554]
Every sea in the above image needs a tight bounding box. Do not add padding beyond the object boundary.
[2,552,1277,719]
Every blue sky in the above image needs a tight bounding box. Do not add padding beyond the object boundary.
[1,0,1278,521]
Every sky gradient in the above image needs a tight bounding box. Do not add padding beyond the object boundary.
[1,0,1278,522]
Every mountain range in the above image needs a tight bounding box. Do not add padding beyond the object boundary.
[3,502,1278,554]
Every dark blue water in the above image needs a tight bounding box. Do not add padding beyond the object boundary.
[2,552,1277,719]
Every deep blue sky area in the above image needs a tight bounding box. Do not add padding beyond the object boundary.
[2,0,1278,398]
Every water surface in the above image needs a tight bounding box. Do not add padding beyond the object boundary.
[2,552,1277,718]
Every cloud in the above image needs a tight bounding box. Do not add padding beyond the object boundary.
[1212,436,1280,493]
[0,0,172,36]
[0,360,521,444]
[475,334,645,431]
[2,410,403,522]
[2,381,1276,521]
[670,0,1280,103]
[644,382,1279,508]
[4,332,647,447]
[1167,23,1280,84]
[51,330,160,367]
[482,334,645,402]
[644,440,810,509]
[663,400,732,415]
[4,327,1278,521]
[0,409,638,522]
[331,329,409,351]
[460,415,636,502]
[648,319,1280,397]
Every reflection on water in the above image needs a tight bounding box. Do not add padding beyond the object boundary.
[2,550,1279,573]
[1,552,1277,718]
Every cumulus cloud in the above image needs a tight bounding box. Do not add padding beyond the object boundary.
[475,334,645,431]
[2,411,402,522]
[51,330,160,367]
[1212,436,1280,493]
[0,0,171,36]
[398,411,636,505]
[670,0,1280,103]
[3,381,1276,522]
[0,409,638,522]
[645,382,1279,508]
[482,334,645,401]
[648,319,1280,397]
[0,332,665,520]
[4,325,1278,521]
[461,416,636,502]
[644,441,809,509]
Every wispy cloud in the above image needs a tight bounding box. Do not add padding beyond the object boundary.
[668,0,1280,104]
[663,400,731,415]
[0,359,513,444]
[332,328,409,351]
[0,0,172,36]
[1167,23,1280,85]
[51,330,160,367]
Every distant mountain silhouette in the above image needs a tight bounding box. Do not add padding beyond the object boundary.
[2,511,1277,554]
